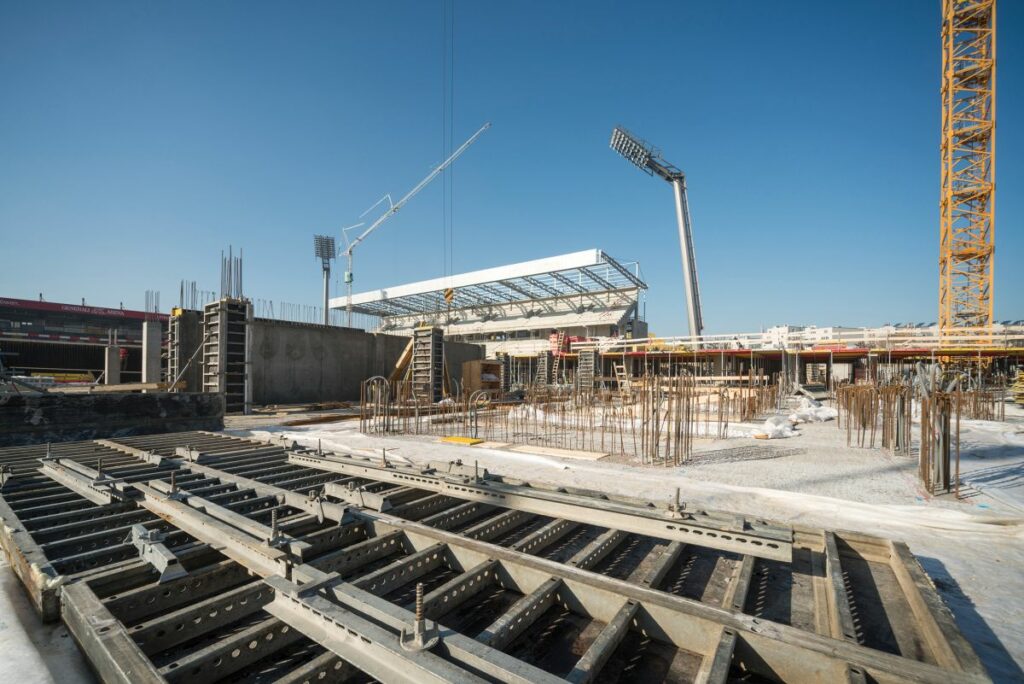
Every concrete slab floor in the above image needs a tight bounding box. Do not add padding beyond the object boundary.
[0,559,94,684]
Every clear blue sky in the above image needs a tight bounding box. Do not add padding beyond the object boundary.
[1,1,1021,334]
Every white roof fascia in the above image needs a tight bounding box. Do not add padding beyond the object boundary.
[330,249,603,309]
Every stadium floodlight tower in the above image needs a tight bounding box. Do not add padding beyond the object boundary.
[313,234,336,326]
[610,126,703,338]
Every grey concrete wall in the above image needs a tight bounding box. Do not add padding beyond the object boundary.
[445,339,481,391]
[104,346,121,384]
[249,320,483,405]
[170,310,203,392]
[0,392,224,447]
[142,320,162,383]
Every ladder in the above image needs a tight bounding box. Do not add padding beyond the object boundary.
[577,350,596,391]
[614,362,632,399]
[496,352,511,394]
[534,352,551,386]
[549,331,566,383]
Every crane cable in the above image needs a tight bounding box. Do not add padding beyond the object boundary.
[441,0,455,280]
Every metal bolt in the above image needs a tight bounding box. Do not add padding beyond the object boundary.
[270,508,279,539]
[96,457,103,478]
[170,470,177,493]
[415,582,424,622]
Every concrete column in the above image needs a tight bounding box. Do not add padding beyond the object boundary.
[142,320,162,384]
[104,347,121,385]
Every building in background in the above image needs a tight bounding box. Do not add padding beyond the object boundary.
[334,249,648,357]
[0,296,167,382]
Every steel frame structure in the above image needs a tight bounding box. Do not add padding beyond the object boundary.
[0,431,991,683]
[940,0,996,331]
[336,249,645,320]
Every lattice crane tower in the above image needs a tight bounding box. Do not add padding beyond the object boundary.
[940,0,996,331]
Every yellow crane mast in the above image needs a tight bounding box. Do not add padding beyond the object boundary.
[940,0,996,332]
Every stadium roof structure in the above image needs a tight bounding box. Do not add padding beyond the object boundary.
[332,249,646,318]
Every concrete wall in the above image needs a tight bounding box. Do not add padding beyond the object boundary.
[0,392,224,447]
[249,320,483,405]
[169,310,203,392]
[445,339,481,391]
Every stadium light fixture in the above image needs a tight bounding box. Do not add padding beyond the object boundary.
[314,234,337,326]
[609,126,702,337]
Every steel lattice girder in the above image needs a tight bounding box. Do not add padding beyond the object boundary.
[939,0,996,330]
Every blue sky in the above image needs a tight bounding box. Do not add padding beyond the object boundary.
[1,1,1020,334]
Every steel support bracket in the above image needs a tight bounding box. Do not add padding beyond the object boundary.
[400,618,441,652]
[426,459,490,482]
[173,446,207,463]
[39,459,134,505]
[124,523,188,583]
[323,482,393,512]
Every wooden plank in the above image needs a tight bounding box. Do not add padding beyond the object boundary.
[888,540,986,675]
[507,445,608,461]
[388,339,414,384]
[60,382,172,394]
[824,531,858,642]
[722,554,754,613]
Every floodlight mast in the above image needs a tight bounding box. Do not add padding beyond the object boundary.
[313,235,337,325]
[342,121,491,327]
[610,126,703,338]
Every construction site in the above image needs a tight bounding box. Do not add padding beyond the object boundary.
[1,2,1022,683]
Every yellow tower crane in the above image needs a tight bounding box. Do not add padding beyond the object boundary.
[940,0,996,332]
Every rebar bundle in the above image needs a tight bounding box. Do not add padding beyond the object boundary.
[950,388,1005,421]
[879,385,913,454]
[837,385,879,448]
[920,392,959,496]
[358,373,779,466]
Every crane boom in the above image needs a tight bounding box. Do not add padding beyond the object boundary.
[343,122,491,326]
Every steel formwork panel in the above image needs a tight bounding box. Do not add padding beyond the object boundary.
[0,432,991,683]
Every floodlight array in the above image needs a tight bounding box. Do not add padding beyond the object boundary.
[610,127,654,174]
[313,234,337,261]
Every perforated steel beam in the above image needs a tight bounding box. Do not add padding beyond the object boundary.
[287,451,792,561]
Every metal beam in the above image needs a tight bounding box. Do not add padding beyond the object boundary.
[130,580,271,655]
[477,577,562,650]
[287,451,792,561]
[550,271,588,293]
[599,253,647,288]
[579,267,616,291]
[565,599,640,683]
[266,578,487,684]
[351,543,447,596]
[522,276,562,298]
[417,558,499,621]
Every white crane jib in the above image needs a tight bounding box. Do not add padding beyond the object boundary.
[342,121,491,326]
